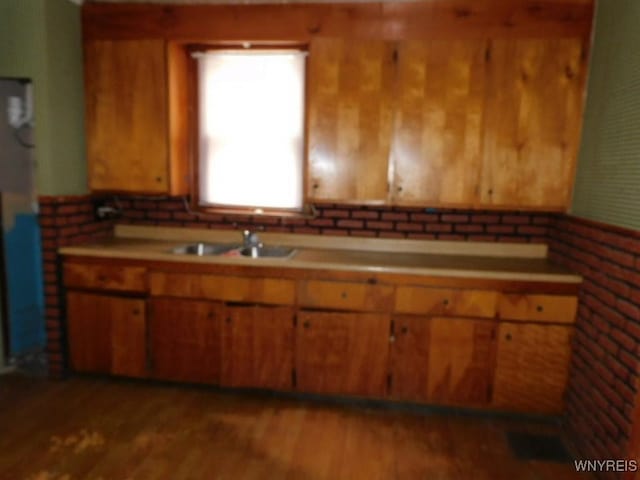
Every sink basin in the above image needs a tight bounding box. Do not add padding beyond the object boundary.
[171,242,239,256]
[239,245,297,259]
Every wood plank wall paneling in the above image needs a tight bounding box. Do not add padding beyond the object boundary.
[82,1,594,41]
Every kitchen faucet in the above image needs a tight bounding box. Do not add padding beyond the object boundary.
[242,229,261,249]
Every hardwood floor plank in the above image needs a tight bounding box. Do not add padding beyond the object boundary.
[0,375,591,480]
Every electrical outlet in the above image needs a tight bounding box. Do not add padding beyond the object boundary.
[92,198,121,221]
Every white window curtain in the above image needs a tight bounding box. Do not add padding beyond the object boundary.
[197,49,306,210]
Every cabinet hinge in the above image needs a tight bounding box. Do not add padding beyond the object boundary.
[387,373,393,393]
[292,368,297,388]
[390,319,395,335]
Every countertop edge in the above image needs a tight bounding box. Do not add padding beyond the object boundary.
[59,245,583,285]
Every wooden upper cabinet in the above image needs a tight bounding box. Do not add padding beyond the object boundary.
[390,40,487,207]
[84,39,189,194]
[307,38,395,204]
[480,38,586,210]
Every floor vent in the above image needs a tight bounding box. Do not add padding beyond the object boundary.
[506,431,572,463]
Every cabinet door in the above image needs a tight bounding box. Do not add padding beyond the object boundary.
[307,38,395,203]
[67,292,146,377]
[390,40,487,207]
[493,323,572,414]
[480,38,586,209]
[389,316,430,401]
[149,298,222,384]
[390,316,495,405]
[85,39,169,193]
[427,317,495,405]
[296,311,390,397]
[221,305,294,390]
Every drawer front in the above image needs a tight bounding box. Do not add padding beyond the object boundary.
[64,262,147,293]
[497,294,577,324]
[298,280,394,312]
[150,272,295,305]
[395,286,497,318]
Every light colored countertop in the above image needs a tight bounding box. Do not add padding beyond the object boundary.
[59,225,582,284]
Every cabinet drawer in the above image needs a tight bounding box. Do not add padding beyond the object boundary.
[395,286,497,318]
[64,262,147,293]
[497,294,577,324]
[298,280,394,312]
[150,272,295,305]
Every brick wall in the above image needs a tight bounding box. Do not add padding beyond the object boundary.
[549,215,640,479]
[38,195,114,377]
[112,196,551,243]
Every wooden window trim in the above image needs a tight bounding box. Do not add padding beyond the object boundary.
[185,42,311,217]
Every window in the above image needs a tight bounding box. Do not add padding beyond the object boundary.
[196,49,306,212]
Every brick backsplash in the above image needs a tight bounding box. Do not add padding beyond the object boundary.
[37,194,640,479]
[548,216,640,480]
[111,195,551,243]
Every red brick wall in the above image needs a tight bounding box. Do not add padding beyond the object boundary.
[38,195,114,377]
[112,196,552,242]
[549,215,640,479]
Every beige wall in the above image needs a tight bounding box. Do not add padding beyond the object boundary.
[571,0,640,231]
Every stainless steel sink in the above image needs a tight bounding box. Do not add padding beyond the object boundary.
[239,245,297,259]
[171,242,239,256]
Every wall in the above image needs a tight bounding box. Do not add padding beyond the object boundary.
[571,0,640,231]
[0,0,87,196]
[548,218,640,480]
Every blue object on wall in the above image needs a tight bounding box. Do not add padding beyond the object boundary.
[4,213,45,355]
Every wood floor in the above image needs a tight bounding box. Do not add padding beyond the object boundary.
[0,374,588,480]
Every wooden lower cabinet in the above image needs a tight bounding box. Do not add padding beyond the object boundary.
[295,311,390,397]
[492,322,573,414]
[149,298,222,384]
[221,305,295,390]
[390,316,495,405]
[67,291,146,377]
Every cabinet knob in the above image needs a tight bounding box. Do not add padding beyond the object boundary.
[303,321,311,329]
[488,188,493,195]
[208,312,214,319]
[443,299,450,306]
[132,309,140,315]
[505,333,512,341]
[226,317,232,324]
[312,183,319,189]
[536,305,544,312]
[401,326,408,335]
[155,176,163,183]
[397,186,403,193]
[341,292,348,299]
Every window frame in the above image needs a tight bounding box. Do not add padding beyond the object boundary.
[187,42,311,218]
